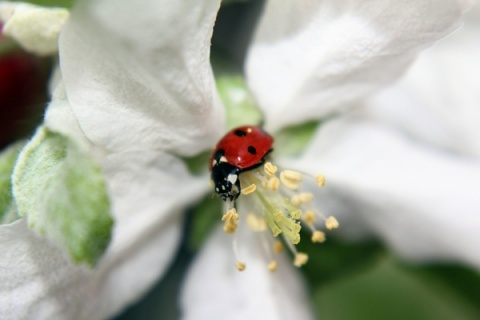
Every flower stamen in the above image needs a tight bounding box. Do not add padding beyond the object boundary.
[325,216,339,230]
[315,174,326,187]
[279,170,303,189]
[236,262,246,271]
[290,192,313,206]
[219,160,338,270]
[232,229,246,271]
[241,183,256,195]
[294,253,309,267]
[303,210,316,224]
[311,230,326,243]
[246,213,267,232]
[265,176,280,190]
[264,162,278,176]
[268,260,278,272]
[222,208,239,234]
[273,240,284,253]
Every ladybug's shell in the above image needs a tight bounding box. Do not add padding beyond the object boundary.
[210,126,273,170]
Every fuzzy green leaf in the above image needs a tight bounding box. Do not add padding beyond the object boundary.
[12,127,113,266]
[0,142,24,224]
[6,0,74,8]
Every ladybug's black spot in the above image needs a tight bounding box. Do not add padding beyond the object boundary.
[234,130,247,137]
[248,146,257,155]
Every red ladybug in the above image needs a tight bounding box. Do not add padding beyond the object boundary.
[210,125,274,202]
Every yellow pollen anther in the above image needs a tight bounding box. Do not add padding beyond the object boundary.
[264,162,278,176]
[241,183,256,195]
[300,192,313,203]
[280,170,303,189]
[303,210,316,224]
[291,193,314,206]
[222,208,239,234]
[294,253,309,267]
[311,231,326,243]
[266,176,280,190]
[268,261,278,272]
[222,208,237,221]
[236,262,246,271]
[273,240,284,253]
[315,174,326,187]
[223,222,237,234]
[325,216,339,230]
[290,195,301,206]
[246,213,267,231]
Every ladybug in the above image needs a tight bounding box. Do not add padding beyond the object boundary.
[210,125,274,203]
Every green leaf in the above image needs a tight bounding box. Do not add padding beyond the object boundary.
[183,151,211,176]
[274,121,320,158]
[211,50,263,129]
[0,142,24,224]
[297,235,384,287]
[313,258,480,320]
[403,263,480,315]
[188,195,222,250]
[216,74,263,129]
[12,127,113,266]
[6,0,74,8]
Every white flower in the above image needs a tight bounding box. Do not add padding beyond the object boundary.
[183,0,479,319]
[300,5,480,268]
[0,1,477,320]
[1,0,222,319]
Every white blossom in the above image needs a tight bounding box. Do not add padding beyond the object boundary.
[0,0,477,319]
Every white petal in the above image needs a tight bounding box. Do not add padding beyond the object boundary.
[366,8,480,157]
[246,0,468,132]
[59,0,224,156]
[44,82,91,150]
[180,226,314,320]
[0,149,208,319]
[0,2,68,55]
[289,117,480,269]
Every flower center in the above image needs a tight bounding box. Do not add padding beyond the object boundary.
[221,161,338,271]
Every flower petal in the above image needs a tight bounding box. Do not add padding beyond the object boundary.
[289,117,480,270]
[1,146,209,318]
[59,0,224,156]
[0,215,180,319]
[366,8,480,157]
[180,226,314,320]
[246,0,469,132]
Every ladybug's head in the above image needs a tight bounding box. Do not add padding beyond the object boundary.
[211,162,241,202]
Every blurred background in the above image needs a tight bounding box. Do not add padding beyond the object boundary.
[0,22,50,149]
